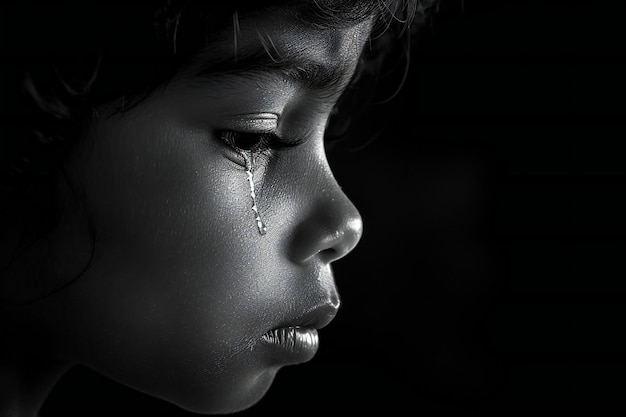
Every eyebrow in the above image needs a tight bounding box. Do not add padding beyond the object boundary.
[193,46,358,100]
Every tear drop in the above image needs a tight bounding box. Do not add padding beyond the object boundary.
[241,152,267,235]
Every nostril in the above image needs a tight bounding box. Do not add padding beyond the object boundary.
[319,218,363,264]
[319,247,340,264]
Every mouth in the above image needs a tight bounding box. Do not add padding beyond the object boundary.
[261,326,319,360]
[259,303,339,364]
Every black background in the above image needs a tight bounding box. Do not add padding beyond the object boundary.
[40,0,626,414]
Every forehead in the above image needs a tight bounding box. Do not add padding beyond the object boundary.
[237,8,373,64]
[186,7,375,86]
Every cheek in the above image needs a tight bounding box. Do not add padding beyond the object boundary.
[75,115,273,330]
[44,106,338,413]
[49,114,292,410]
[82,114,250,253]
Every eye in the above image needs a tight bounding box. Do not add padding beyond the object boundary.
[216,130,289,166]
[218,130,272,152]
[217,130,300,154]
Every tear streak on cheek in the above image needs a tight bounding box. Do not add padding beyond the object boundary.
[241,151,268,236]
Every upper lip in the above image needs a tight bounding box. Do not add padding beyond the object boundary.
[276,302,340,331]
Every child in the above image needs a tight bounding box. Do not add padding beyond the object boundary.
[0,0,433,414]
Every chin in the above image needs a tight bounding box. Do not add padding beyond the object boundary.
[167,367,279,415]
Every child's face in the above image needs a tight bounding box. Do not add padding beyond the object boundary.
[32,9,368,415]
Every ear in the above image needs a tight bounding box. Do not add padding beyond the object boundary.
[0,173,94,306]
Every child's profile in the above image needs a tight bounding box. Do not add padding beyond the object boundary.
[0,0,434,414]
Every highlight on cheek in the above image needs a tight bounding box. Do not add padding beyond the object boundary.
[241,151,268,235]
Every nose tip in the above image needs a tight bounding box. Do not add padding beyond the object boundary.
[289,167,364,265]
[289,203,363,265]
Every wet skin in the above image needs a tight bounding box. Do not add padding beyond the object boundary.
[9,10,368,415]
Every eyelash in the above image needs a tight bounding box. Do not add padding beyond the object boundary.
[218,130,283,153]
[216,129,301,167]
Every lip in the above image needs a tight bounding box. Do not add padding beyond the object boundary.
[259,302,339,365]
[292,302,339,330]
[260,326,319,364]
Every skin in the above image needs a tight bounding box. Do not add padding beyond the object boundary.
[1,8,368,416]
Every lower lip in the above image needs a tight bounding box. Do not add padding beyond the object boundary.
[260,327,319,364]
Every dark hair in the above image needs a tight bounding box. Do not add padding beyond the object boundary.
[0,0,437,300]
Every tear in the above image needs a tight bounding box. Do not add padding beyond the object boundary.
[241,151,267,235]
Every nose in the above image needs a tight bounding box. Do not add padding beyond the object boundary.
[290,180,363,265]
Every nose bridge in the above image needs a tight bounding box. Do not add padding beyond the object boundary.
[290,157,363,265]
